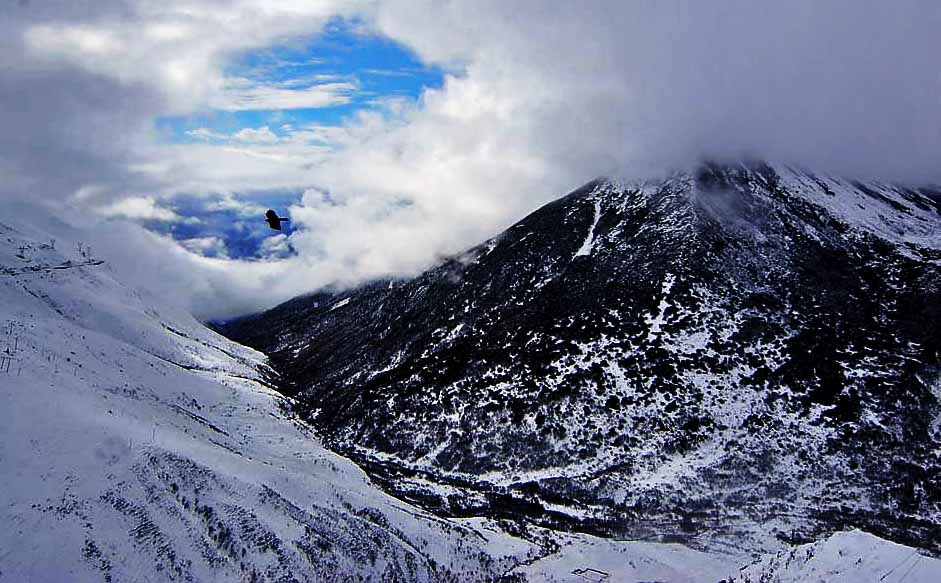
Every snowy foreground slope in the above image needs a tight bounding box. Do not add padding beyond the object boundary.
[2,208,940,583]
[0,213,526,581]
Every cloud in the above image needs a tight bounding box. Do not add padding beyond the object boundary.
[0,0,373,205]
[20,1,369,112]
[80,220,287,319]
[126,141,331,197]
[187,126,282,144]
[4,0,941,320]
[232,126,280,144]
[186,127,228,141]
[368,0,941,182]
[362,68,420,77]
[180,236,229,258]
[212,78,357,111]
[257,234,292,259]
[204,194,267,217]
[95,196,183,222]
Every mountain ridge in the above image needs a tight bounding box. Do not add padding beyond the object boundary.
[220,160,941,555]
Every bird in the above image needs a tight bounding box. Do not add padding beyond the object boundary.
[265,209,289,231]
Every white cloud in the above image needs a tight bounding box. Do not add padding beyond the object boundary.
[129,141,331,196]
[213,78,357,111]
[232,126,279,143]
[257,234,291,259]
[72,184,111,202]
[186,127,228,141]
[180,236,229,258]
[81,220,289,319]
[22,1,370,113]
[188,125,283,145]
[96,196,182,222]
[204,194,267,218]
[26,25,125,59]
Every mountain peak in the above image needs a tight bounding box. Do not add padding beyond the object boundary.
[222,164,941,554]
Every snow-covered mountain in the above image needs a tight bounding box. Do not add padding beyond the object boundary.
[3,165,941,582]
[221,161,941,557]
[0,202,792,583]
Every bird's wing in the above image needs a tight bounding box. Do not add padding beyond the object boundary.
[265,209,277,219]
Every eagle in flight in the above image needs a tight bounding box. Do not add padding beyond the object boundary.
[265,209,289,231]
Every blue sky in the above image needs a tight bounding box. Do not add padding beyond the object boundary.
[156,19,444,147]
[145,190,300,259]
[146,20,445,261]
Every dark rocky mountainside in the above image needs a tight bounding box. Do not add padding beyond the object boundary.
[220,161,941,554]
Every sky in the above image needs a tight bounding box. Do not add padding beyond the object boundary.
[2,0,941,319]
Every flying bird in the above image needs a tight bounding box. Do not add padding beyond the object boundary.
[265,209,289,231]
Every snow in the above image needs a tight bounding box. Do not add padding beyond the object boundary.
[574,199,602,258]
[0,212,528,581]
[513,530,738,583]
[3,204,940,582]
[736,529,941,582]
[444,322,464,342]
[330,297,351,311]
[924,371,941,438]
[644,272,676,341]
[772,164,941,255]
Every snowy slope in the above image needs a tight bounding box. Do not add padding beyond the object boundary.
[0,212,537,581]
[735,530,941,583]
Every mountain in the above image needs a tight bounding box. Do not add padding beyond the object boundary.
[220,161,941,555]
[3,178,941,582]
